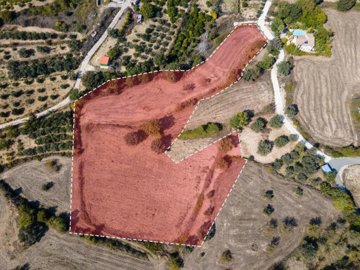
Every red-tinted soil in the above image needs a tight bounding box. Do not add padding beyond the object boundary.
[71,25,266,245]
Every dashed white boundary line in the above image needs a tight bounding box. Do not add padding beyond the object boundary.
[200,159,248,246]
[69,22,268,248]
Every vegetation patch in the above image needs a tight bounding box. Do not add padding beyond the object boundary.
[179,122,222,139]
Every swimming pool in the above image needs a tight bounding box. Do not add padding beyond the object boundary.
[291,29,306,36]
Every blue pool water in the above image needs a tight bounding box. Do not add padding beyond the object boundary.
[291,29,306,36]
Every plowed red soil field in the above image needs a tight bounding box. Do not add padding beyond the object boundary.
[71,25,266,245]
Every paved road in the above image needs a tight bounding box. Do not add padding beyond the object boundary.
[0,1,130,130]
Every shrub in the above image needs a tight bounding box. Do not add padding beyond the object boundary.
[219,137,234,152]
[256,55,276,70]
[69,89,80,100]
[48,213,69,233]
[251,117,267,132]
[151,137,168,154]
[295,186,304,196]
[141,120,161,137]
[179,122,222,139]
[273,158,283,170]
[310,217,322,226]
[60,83,70,89]
[269,115,284,128]
[301,236,319,258]
[12,108,25,115]
[337,0,356,11]
[124,130,148,145]
[286,104,299,117]
[18,48,35,58]
[220,249,233,264]
[215,155,232,169]
[18,222,47,247]
[229,111,251,129]
[270,236,281,247]
[257,140,273,155]
[50,94,59,100]
[269,218,278,228]
[289,134,299,141]
[42,181,54,191]
[264,190,274,199]
[38,96,48,102]
[277,60,293,76]
[263,204,275,215]
[274,135,289,147]
[283,216,298,229]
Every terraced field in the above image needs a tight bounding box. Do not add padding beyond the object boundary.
[293,9,360,147]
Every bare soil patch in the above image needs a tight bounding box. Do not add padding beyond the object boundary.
[72,25,266,245]
[293,9,360,147]
[239,116,298,163]
[182,162,339,270]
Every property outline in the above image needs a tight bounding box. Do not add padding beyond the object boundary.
[69,22,268,247]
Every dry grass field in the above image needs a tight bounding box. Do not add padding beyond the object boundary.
[293,9,360,147]
[1,156,71,213]
[0,206,154,270]
[182,162,339,270]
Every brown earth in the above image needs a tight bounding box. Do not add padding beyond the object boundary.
[293,9,360,147]
[182,162,339,270]
[72,25,265,245]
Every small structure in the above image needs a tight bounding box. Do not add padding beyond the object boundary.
[290,29,315,53]
[99,55,110,69]
[137,14,142,23]
[322,163,335,174]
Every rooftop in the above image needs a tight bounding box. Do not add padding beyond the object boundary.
[99,55,110,65]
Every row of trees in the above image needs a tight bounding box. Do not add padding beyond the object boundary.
[179,122,223,139]
[0,31,66,40]
[7,55,80,79]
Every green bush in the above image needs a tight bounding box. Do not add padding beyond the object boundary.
[256,55,276,70]
[257,139,273,155]
[264,204,275,215]
[337,0,356,11]
[48,213,69,233]
[269,115,284,128]
[286,104,299,117]
[265,190,274,199]
[69,88,80,100]
[179,122,222,139]
[251,117,267,132]
[230,111,252,129]
[277,60,293,76]
[289,134,299,141]
[274,135,289,147]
